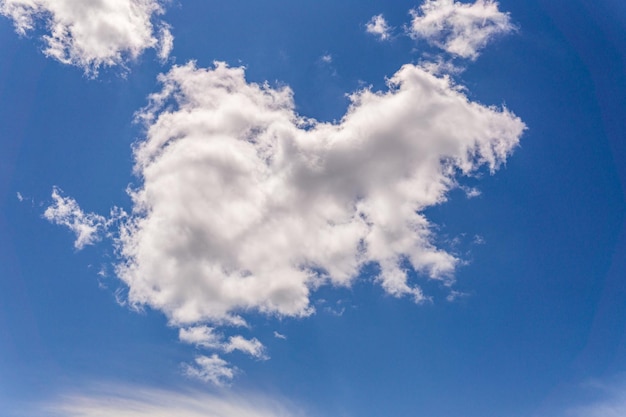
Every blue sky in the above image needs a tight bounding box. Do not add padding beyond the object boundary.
[0,0,625,416]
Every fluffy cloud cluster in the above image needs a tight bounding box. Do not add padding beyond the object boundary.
[0,0,172,74]
[112,60,524,330]
[41,0,523,378]
[409,0,513,59]
[45,59,523,382]
[365,14,391,41]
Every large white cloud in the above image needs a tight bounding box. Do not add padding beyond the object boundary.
[409,0,513,59]
[109,60,524,329]
[0,0,172,74]
[44,56,524,382]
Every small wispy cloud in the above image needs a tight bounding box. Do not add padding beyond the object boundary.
[461,185,482,198]
[179,326,268,360]
[273,331,287,340]
[366,14,392,41]
[43,187,126,250]
[43,187,108,250]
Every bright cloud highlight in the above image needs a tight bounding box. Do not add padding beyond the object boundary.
[0,0,173,74]
[409,0,513,59]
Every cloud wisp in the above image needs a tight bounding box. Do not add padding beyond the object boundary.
[409,0,513,59]
[179,326,267,360]
[40,384,305,417]
[0,0,173,75]
[44,187,108,250]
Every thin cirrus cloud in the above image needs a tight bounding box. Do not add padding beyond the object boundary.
[39,384,304,417]
[183,354,237,386]
[561,380,626,417]
[0,0,173,74]
[408,0,513,59]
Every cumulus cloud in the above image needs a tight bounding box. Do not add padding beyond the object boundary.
[0,0,173,74]
[41,384,304,417]
[112,60,523,329]
[366,14,392,41]
[45,57,523,382]
[44,187,108,249]
[409,0,513,59]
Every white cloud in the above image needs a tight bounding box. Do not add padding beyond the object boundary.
[179,326,224,349]
[179,326,268,360]
[225,335,267,359]
[156,23,173,62]
[409,0,513,59]
[44,187,107,249]
[183,354,236,386]
[45,57,523,381]
[41,384,304,417]
[366,14,392,41]
[273,331,287,340]
[114,61,523,329]
[320,53,332,63]
[44,187,126,249]
[0,0,173,74]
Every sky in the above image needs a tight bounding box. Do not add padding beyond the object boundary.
[0,0,625,416]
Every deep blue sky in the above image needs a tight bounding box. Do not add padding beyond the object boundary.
[1,1,625,416]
